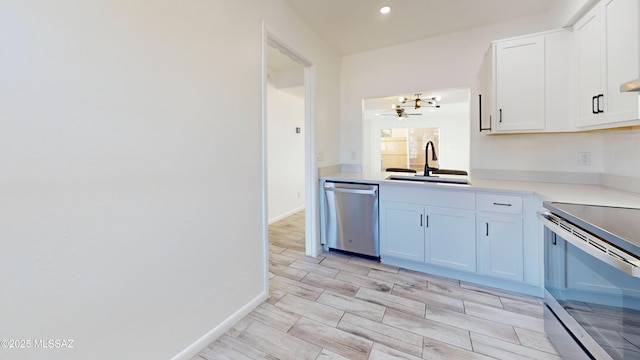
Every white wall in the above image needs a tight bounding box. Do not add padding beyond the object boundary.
[603,128,640,179]
[267,81,305,222]
[473,132,603,173]
[0,1,340,359]
[547,0,596,27]
[262,7,342,170]
[340,14,611,178]
[341,14,547,166]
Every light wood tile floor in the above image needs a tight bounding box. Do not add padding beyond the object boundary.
[194,211,561,359]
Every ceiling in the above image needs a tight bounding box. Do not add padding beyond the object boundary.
[267,45,303,73]
[284,0,556,55]
[267,45,305,98]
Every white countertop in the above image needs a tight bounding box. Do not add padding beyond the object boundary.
[321,171,640,208]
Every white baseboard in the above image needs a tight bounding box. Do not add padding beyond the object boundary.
[170,292,267,360]
[268,205,305,224]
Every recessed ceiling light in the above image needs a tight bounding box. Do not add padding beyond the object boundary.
[380,6,391,14]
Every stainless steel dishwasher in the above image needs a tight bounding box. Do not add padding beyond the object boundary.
[323,181,379,258]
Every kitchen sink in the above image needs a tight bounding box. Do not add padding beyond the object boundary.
[386,174,471,185]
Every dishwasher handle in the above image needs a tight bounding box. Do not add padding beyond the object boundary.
[323,186,377,196]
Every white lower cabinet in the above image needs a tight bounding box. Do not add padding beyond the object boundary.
[478,213,524,282]
[380,201,476,272]
[380,202,425,262]
[379,183,543,297]
[476,192,543,291]
[425,207,476,272]
[380,185,477,273]
[477,193,525,282]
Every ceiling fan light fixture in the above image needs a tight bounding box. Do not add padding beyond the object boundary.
[380,6,391,14]
[395,93,442,111]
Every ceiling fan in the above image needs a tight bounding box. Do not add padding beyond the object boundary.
[395,93,441,110]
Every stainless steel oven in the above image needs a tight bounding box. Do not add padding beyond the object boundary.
[539,202,640,360]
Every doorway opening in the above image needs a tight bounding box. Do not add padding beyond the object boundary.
[266,45,305,224]
[263,30,318,296]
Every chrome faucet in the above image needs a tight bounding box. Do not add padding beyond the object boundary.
[423,140,438,176]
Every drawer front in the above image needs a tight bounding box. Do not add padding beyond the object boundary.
[478,194,522,214]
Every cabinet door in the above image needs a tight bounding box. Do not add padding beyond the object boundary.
[576,0,640,127]
[425,207,476,272]
[380,202,424,262]
[494,36,545,131]
[575,4,604,127]
[479,46,494,132]
[602,0,639,124]
[479,214,524,282]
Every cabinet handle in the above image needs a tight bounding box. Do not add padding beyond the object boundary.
[597,94,604,113]
[478,94,482,132]
[499,108,502,123]
[486,222,489,236]
[420,214,423,227]
[425,215,429,228]
[592,95,598,114]
[493,202,512,207]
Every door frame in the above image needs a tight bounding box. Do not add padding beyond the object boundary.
[261,24,319,295]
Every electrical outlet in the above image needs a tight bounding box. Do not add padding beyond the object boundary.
[578,152,591,166]
[317,152,324,161]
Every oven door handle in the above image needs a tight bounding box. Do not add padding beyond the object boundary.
[538,211,640,278]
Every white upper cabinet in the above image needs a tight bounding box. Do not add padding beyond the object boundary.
[486,29,573,134]
[481,0,640,134]
[575,0,640,128]
[494,36,545,131]
[575,4,603,126]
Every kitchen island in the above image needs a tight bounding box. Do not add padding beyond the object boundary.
[320,171,640,297]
